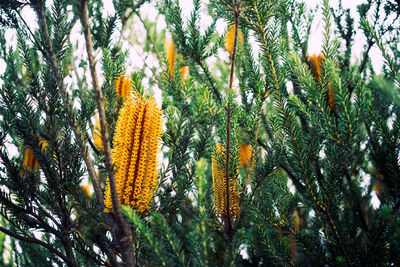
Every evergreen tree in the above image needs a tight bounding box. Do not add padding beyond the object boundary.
[0,0,399,266]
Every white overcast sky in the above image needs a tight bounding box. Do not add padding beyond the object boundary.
[0,0,385,75]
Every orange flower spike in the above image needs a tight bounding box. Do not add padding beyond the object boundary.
[212,144,240,219]
[308,53,335,112]
[23,148,38,170]
[115,75,131,99]
[104,93,162,213]
[308,53,324,80]
[164,38,177,75]
[239,144,252,168]
[224,25,244,55]
[327,84,335,111]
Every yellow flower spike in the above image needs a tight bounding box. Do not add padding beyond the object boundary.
[224,24,244,55]
[92,116,104,151]
[212,144,240,219]
[164,38,177,75]
[22,138,48,171]
[104,93,163,213]
[308,53,335,112]
[239,144,252,168]
[115,75,131,99]
[308,53,324,80]
[23,148,38,170]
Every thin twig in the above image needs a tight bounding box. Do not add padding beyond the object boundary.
[224,1,241,245]
[31,0,104,210]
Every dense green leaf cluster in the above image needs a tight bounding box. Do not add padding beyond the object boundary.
[0,0,399,266]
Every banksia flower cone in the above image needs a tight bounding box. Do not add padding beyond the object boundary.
[224,25,243,55]
[239,144,252,168]
[115,75,131,99]
[164,38,177,75]
[308,53,335,112]
[308,54,324,80]
[23,148,38,170]
[164,38,188,80]
[212,144,240,219]
[22,139,47,170]
[104,93,163,213]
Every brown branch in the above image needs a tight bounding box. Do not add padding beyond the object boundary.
[0,225,68,263]
[224,2,241,245]
[0,149,64,239]
[78,0,135,266]
[31,0,104,211]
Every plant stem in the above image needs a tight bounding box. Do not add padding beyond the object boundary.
[225,1,241,245]
[78,0,135,266]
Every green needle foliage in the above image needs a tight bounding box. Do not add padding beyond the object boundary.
[0,0,399,266]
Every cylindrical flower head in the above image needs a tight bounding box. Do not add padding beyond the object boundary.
[308,53,335,112]
[164,38,177,75]
[23,148,38,170]
[22,139,47,170]
[212,144,240,219]
[224,25,244,55]
[104,93,163,213]
[308,54,324,80]
[239,144,252,168]
[115,75,131,99]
